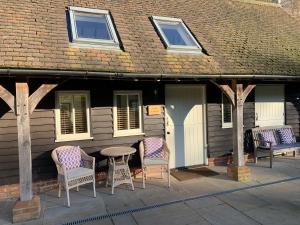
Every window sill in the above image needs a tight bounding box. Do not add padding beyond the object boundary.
[222,124,245,129]
[55,136,94,143]
[113,132,145,138]
[167,48,203,55]
[222,124,233,129]
[69,42,121,51]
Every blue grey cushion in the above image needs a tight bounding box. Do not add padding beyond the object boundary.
[258,131,277,148]
[277,128,296,144]
[272,143,300,150]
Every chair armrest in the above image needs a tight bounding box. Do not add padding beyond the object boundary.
[81,153,94,161]
[163,142,170,161]
[139,141,145,165]
[53,159,67,176]
[80,149,95,170]
[53,157,63,167]
[82,157,95,170]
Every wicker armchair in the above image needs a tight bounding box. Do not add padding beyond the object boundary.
[51,146,96,207]
[139,137,170,188]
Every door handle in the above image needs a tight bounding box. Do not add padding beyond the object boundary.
[255,113,258,121]
[167,132,170,134]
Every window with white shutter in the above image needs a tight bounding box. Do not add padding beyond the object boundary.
[55,91,92,141]
[113,91,143,137]
[222,93,233,128]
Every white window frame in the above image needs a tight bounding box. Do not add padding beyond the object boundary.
[55,91,92,142]
[151,16,202,54]
[113,90,144,137]
[222,93,233,129]
[68,6,120,49]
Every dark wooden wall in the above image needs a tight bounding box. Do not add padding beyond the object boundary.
[4,80,289,185]
[0,80,165,185]
[206,83,255,157]
[285,84,300,139]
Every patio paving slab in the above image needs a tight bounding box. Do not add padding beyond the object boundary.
[245,204,300,225]
[195,203,260,225]
[216,190,270,212]
[1,156,299,225]
[111,214,138,225]
[132,202,211,225]
[185,196,223,210]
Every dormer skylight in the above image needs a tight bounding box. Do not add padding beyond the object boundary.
[68,6,120,49]
[151,16,202,54]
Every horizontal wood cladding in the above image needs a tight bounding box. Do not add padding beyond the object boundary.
[0,80,165,185]
[285,84,300,137]
[207,83,255,157]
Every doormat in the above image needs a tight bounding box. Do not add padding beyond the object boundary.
[171,167,219,181]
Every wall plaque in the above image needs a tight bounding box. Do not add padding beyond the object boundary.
[147,105,161,116]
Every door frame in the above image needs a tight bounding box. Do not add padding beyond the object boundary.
[255,84,285,127]
[164,84,208,168]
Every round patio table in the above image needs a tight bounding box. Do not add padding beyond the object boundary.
[101,146,136,194]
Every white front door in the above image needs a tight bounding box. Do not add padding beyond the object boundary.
[255,85,285,127]
[165,85,206,168]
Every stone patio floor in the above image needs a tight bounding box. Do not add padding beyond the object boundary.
[1,156,300,225]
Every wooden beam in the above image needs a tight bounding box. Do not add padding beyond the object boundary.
[16,82,32,201]
[0,85,15,112]
[210,80,235,106]
[29,84,57,114]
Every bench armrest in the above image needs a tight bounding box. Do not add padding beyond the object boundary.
[253,139,273,149]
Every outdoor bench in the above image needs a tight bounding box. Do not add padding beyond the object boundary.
[251,125,299,168]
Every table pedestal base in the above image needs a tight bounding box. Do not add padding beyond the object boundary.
[106,160,134,194]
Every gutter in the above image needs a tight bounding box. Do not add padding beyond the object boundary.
[0,68,300,80]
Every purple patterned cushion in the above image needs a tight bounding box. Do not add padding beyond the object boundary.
[57,146,82,170]
[258,131,277,148]
[277,128,296,144]
[144,137,163,158]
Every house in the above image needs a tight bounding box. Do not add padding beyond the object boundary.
[0,0,300,222]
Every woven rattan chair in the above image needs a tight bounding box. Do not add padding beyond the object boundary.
[51,146,96,207]
[139,137,170,188]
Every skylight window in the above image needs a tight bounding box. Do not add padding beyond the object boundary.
[151,16,202,53]
[68,6,120,49]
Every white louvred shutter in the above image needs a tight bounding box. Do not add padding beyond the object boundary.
[59,96,73,134]
[223,94,232,123]
[116,95,128,130]
[128,95,139,129]
[74,94,88,133]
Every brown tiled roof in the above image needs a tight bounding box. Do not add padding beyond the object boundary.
[0,0,300,76]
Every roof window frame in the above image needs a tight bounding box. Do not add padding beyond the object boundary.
[68,6,120,49]
[151,16,202,54]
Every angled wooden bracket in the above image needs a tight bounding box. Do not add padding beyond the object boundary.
[0,85,15,113]
[210,80,256,106]
[242,85,256,104]
[29,84,58,114]
[210,80,235,106]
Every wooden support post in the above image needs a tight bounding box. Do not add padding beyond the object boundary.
[16,82,32,201]
[232,83,244,167]
[211,80,255,182]
[12,82,58,223]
